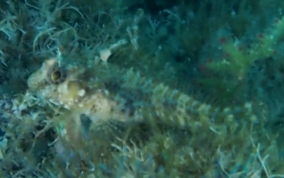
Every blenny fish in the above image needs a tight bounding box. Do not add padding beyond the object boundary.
[27,54,258,149]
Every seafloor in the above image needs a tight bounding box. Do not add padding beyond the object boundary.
[1,0,284,177]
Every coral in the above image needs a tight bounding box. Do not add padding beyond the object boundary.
[206,15,284,81]
[196,13,284,107]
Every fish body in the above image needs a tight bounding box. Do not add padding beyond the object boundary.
[27,56,257,148]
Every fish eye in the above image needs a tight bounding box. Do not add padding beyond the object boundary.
[47,64,66,85]
[51,70,62,82]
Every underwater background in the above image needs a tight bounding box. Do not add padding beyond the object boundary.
[1,0,284,177]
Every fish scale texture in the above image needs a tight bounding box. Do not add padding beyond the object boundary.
[27,57,258,146]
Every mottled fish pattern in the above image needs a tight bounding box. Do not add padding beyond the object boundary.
[27,56,257,145]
